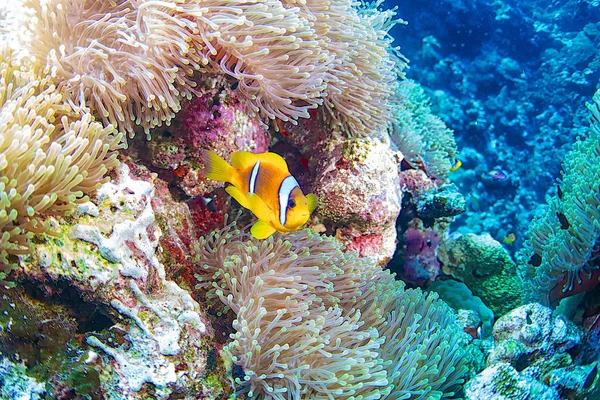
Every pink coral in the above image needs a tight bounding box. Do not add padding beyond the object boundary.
[146,84,270,197]
[311,137,403,263]
[401,227,442,286]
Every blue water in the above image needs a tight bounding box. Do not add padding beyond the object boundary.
[386,0,600,251]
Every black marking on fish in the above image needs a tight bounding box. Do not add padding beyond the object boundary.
[556,212,570,230]
[530,253,542,267]
[584,363,597,389]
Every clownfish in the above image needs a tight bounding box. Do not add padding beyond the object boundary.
[201,150,318,239]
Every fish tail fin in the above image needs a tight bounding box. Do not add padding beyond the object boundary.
[306,193,318,213]
[201,150,236,184]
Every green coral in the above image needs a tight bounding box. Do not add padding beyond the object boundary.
[438,233,522,317]
[0,286,102,398]
[195,216,477,399]
[517,89,600,304]
[391,79,458,180]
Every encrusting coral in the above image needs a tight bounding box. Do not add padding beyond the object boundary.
[195,215,475,399]
[517,89,600,305]
[17,164,227,397]
[20,0,403,138]
[0,46,123,284]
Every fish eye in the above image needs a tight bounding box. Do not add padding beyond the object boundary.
[288,199,296,208]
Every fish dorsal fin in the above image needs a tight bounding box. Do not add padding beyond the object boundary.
[230,151,259,170]
[306,193,318,213]
[231,151,289,173]
[251,220,277,239]
[246,193,273,223]
[225,186,251,210]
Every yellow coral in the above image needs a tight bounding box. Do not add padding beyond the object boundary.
[0,46,124,283]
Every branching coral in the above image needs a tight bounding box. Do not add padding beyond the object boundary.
[21,0,404,138]
[517,89,600,305]
[0,46,123,284]
[195,215,474,399]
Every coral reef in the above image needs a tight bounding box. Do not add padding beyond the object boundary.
[195,216,476,399]
[517,90,600,305]
[466,303,599,400]
[2,0,573,399]
[399,0,600,249]
[439,233,522,317]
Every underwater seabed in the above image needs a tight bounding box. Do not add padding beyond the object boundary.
[1,0,600,399]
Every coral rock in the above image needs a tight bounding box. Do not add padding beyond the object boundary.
[490,303,582,366]
[146,87,270,197]
[466,303,598,400]
[438,233,522,317]
[0,357,46,400]
[313,137,403,263]
[414,183,466,218]
[400,227,442,285]
[18,164,231,398]
[466,362,560,400]
[543,363,600,399]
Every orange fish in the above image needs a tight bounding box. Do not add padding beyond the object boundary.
[450,159,462,172]
[201,150,317,239]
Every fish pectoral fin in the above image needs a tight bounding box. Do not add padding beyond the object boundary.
[246,193,273,222]
[306,193,318,213]
[251,220,277,239]
[225,186,251,209]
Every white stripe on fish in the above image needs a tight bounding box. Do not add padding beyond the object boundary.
[249,160,261,194]
[278,175,299,226]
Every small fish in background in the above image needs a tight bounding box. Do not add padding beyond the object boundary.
[172,164,188,178]
[201,150,317,239]
[503,233,516,245]
[450,159,462,172]
[190,195,217,213]
[488,167,508,181]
